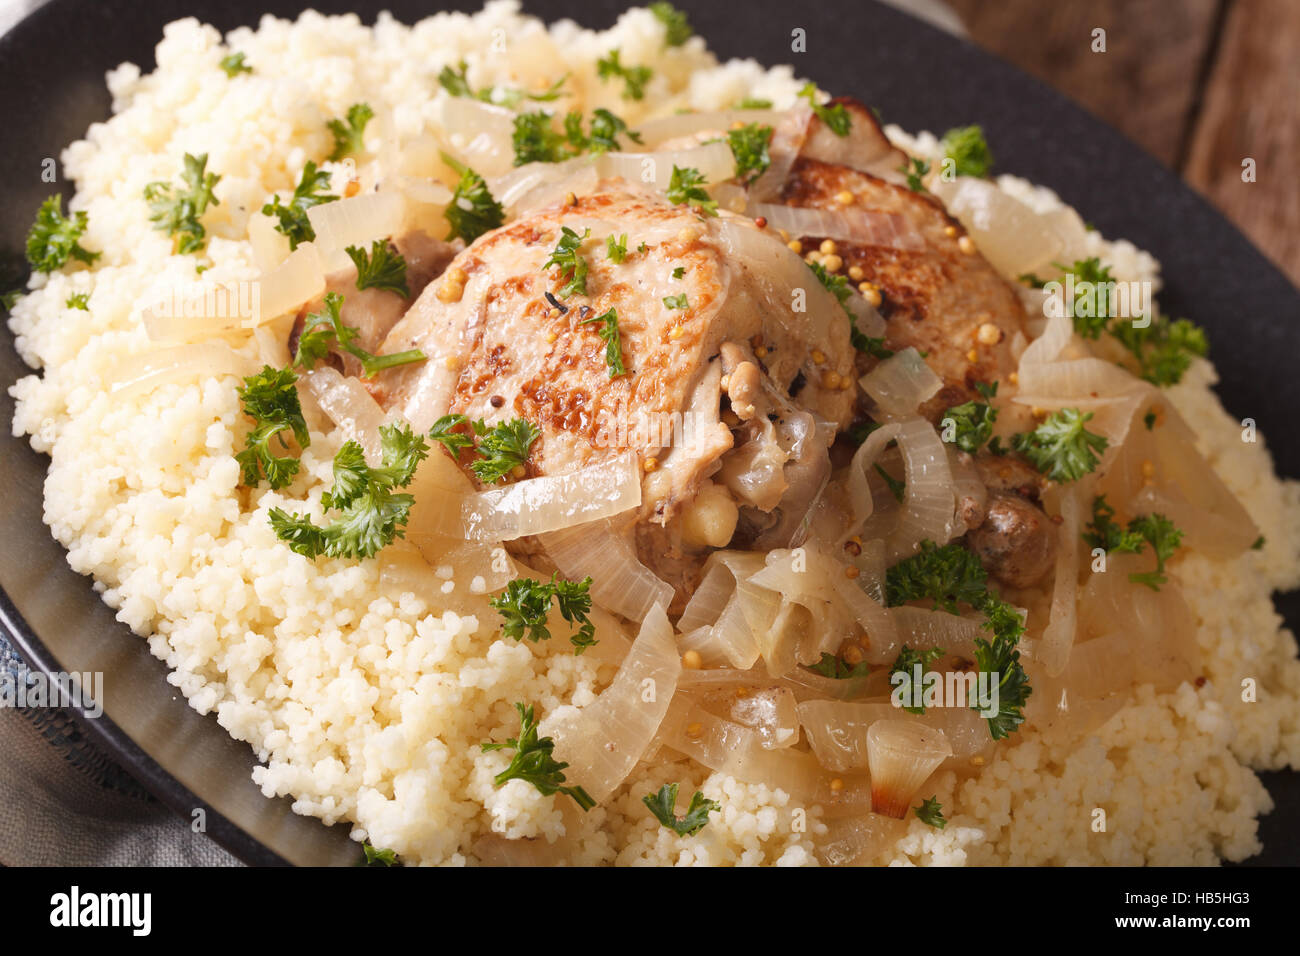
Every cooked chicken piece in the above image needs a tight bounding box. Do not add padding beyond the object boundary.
[779,156,1030,418]
[799,97,908,181]
[288,231,459,375]
[967,491,1058,588]
[369,181,854,593]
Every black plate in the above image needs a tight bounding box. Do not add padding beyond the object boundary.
[2,0,1297,866]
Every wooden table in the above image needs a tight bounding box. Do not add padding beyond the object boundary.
[946,0,1300,288]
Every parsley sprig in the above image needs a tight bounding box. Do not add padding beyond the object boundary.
[798,82,851,136]
[25,196,99,273]
[293,291,426,376]
[482,702,595,810]
[234,365,311,490]
[544,226,591,297]
[361,843,398,866]
[261,161,338,250]
[438,61,568,109]
[346,240,410,297]
[890,645,945,714]
[578,307,626,378]
[940,125,993,178]
[469,417,540,484]
[1012,408,1108,483]
[1082,495,1183,591]
[942,381,999,453]
[491,574,597,653]
[915,796,947,829]
[902,157,931,193]
[563,108,642,155]
[596,48,652,100]
[606,233,628,264]
[727,122,773,185]
[512,111,569,166]
[665,165,717,216]
[442,153,504,244]
[650,3,693,46]
[219,52,252,77]
[269,422,428,560]
[805,653,871,680]
[326,103,374,161]
[144,153,222,256]
[643,783,718,836]
[1110,314,1208,388]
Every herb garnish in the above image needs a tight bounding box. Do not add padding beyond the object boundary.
[512,111,569,166]
[66,293,89,311]
[219,52,252,77]
[234,365,310,490]
[144,153,221,256]
[643,783,719,836]
[942,382,999,453]
[606,233,628,264]
[491,574,597,653]
[327,103,374,161]
[940,125,993,178]
[902,157,931,193]
[915,796,947,829]
[26,196,99,273]
[1011,408,1108,483]
[543,226,591,297]
[596,48,652,100]
[469,418,541,484]
[261,161,338,250]
[798,82,851,136]
[663,293,689,310]
[649,3,693,46]
[294,291,425,376]
[361,843,398,866]
[1082,496,1183,590]
[441,153,504,244]
[805,653,871,680]
[579,307,626,378]
[346,240,410,297]
[890,644,944,714]
[727,122,773,185]
[808,260,890,358]
[482,702,595,810]
[665,165,717,216]
[874,463,906,503]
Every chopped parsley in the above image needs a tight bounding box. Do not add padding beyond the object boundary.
[427,413,475,454]
[219,52,252,77]
[442,153,504,244]
[1,290,20,312]
[808,259,889,357]
[25,196,98,273]
[491,574,597,653]
[1122,512,1184,591]
[874,463,906,503]
[261,161,338,250]
[596,48,652,101]
[663,292,689,310]
[326,103,374,161]
[805,653,871,679]
[482,702,595,810]
[346,240,410,297]
[727,122,773,185]
[942,382,999,453]
[469,417,540,484]
[915,796,947,829]
[606,233,628,264]
[885,540,1032,739]
[671,266,685,279]
[1012,408,1108,483]
[438,60,568,108]
[643,783,719,837]
[361,843,397,866]
[1143,408,1158,430]
[293,291,426,376]
[65,292,89,311]
[1252,535,1266,551]
[940,125,993,178]
[563,108,642,155]
[269,422,428,560]
[1060,257,1115,339]
[665,165,717,216]
[798,82,851,136]
[890,644,944,714]
[144,153,221,256]
[735,97,773,110]
[511,111,568,166]
[543,226,591,297]
[902,156,931,192]
[579,306,626,378]
[234,365,310,490]
[650,2,693,46]
[1110,313,1208,388]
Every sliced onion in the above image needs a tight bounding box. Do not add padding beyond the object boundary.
[461,451,641,542]
[866,720,952,818]
[108,343,257,397]
[1016,356,1144,402]
[596,140,735,192]
[698,684,800,750]
[405,446,477,538]
[1016,309,1073,368]
[831,572,898,662]
[815,813,907,866]
[632,108,784,147]
[248,211,290,273]
[250,242,325,326]
[886,417,956,562]
[489,156,596,214]
[541,519,672,621]
[142,279,261,344]
[548,603,680,803]
[1038,486,1082,677]
[439,96,515,178]
[797,699,896,772]
[307,190,407,274]
[860,347,942,418]
[748,102,813,202]
[889,606,984,660]
[748,203,924,251]
[842,422,902,541]
[377,541,512,612]
[301,365,387,462]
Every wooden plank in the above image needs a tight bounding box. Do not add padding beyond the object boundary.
[1183,0,1300,286]
[945,0,1219,168]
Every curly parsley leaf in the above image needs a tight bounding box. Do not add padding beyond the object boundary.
[578,306,626,378]
[346,239,410,297]
[512,111,568,166]
[294,291,425,376]
[544,226,591,297]
[482,702,595,810]
[972,622,1032,740]
[1012,408,1108,483]
[144,152,222,256]
[1081,494,1145,554]
[798,82,851,136]
[643,783,718,837]
[886,540,989,613]
[261,161,337,250]
[469,417,540,484]
[1110,314,1208,387]
[597,48,652,101]
[428,413,474,453]
[561,107,642,156]
[1125,513,1184,591]
[65,292,89,311]
[234,365,310,490]
[940,124,993,178]
[1059,257,1115,339]
[666,165,717,216]
[890,644,945,714]
[650,2,693,46]
[441,153,504,244]
[727,122,773,185]
[942,384,999,454]
[360,843,398,866]
[805,653,871,680]
[915,796,947,829]
[490,574,596,653]
[26,195,99,273]
[269,422,428,560]
[902,156,931,193]
[327,103,374,161]
[219,51,252,77]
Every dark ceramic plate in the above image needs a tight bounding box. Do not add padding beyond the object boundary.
[1,0,1297,866]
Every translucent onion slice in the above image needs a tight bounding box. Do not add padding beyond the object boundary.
[889,605,984,660]
[831,571,898,663]
[548,603,680,803]
[1015,356,1144,402]
[842,423,902,541]
[489,156,595,214]
[300,366,387,462]
[677,551,766,631]
[440,96,515,178]
[307,190,407,274]
[797,699,896,772]
[815,813,907,866]
[597,140,735,193]
[248,211,290,273]
[405,447,477,538]
[665,705,824,802]
[632,108,783,147]
[460,451,641,542]
[541,519,673,621]
[108,343,257,398]
[886,417,956,562]
[142,279,261,344]
[698,684,801,750]
[748,102,813,202]
[1038,486,1082,677]
[748,204,925,251]
[377,541,511,614]
[250,242,325,326]
[866,720,952,818]
[1016,308,1073,368]
[859,347,942,419]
